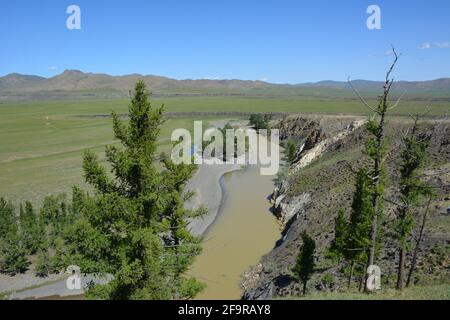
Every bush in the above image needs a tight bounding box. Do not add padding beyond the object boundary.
[285,140,298,163]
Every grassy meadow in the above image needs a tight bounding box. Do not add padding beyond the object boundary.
[0,95,448,205]
[285,284,449,300]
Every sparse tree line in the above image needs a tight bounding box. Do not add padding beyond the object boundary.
[0,193,81,277]
[0,81,207,299]
[290,49,446,295]
[249,114,272,132]
[201,114,271,161]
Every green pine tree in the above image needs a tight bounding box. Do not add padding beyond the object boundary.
[356,50,399,290]
[40,194,70,245]
[285,140,298,164]
[393,117,431,290]
[293,232,316,295]
[0,198,17,242]
[328,209,348,263]
[19,201,42,254]
[0,199,30,275]
[34,249,52,277]
[345,169,374,289]
[60,81,205,300]
[0,233,30,275]
[328,169,374,290]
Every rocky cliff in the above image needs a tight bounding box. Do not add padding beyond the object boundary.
[243,115,449,299]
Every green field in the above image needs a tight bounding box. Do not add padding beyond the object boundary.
[0,96,448,205]
[285,284,450,300]
[0,99,205,204]
[2,96,448,115]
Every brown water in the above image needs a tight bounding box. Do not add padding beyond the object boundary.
[188,164,280,299]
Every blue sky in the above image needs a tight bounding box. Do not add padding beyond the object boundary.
[1,0,449,83]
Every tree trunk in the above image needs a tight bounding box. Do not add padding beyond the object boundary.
[366,108,386,292]
[348,261,355,290]
[406,198,431,287]
[396,246,406,290]
[355,48,398,293]
[359,274,365,292]
[302,281,307,295]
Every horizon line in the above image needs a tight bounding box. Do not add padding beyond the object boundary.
[2,69,450,86]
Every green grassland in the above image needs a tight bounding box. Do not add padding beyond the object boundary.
[2,95,448,115]
[285,284,449,300]
[0,96,448,205]
[0,99,209,204]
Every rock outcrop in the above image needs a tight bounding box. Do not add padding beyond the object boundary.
[271,117,366,230]
[243,116,450,300]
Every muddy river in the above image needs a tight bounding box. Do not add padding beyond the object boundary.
[188,164,280,299]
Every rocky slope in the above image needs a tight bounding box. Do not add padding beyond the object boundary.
[243,115,450,299]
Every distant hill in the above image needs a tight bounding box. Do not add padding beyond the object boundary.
[0,73,46,90]
[297,78,450,93]
[1,70,449,101]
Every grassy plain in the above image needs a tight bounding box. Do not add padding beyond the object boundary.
[0,96,448,204]
[286,284,450,300]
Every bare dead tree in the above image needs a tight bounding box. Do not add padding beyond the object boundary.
[406,197,432,287]
[349,46,400,292]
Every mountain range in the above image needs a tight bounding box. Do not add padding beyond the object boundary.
[1,70,450,101]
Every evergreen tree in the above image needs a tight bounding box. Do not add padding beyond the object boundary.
[249,114,271,131]
[0,232,30,275]
[345,169,374,289]
[0,199,29,275]
[160,155,207,298]
[19,201,42,254]
[293,232,316,295]
[350,48,399,290]
[328,170,373,289]
[40,194,70,244]
[393,117,431,290]
[34,249,52,277]
[60,81,205,299]
[285,140,298,164]
[0,198,17,242]
[328,209,348,263]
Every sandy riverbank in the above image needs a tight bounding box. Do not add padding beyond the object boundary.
[185,162,243,235]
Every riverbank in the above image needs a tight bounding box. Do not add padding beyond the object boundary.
[187,163,280,299]
[186,162,243,236]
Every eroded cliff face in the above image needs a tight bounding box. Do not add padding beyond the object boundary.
[271,117,366,229]
[243,116,367,299]
[243,116,450,300]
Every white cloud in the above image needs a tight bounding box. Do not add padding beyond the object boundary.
[48,66,58,71]
[418,42,431,50]
[417,41,449,50]
[260,77,268,82]
[384,50,393,56]
[435,42,450,48]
